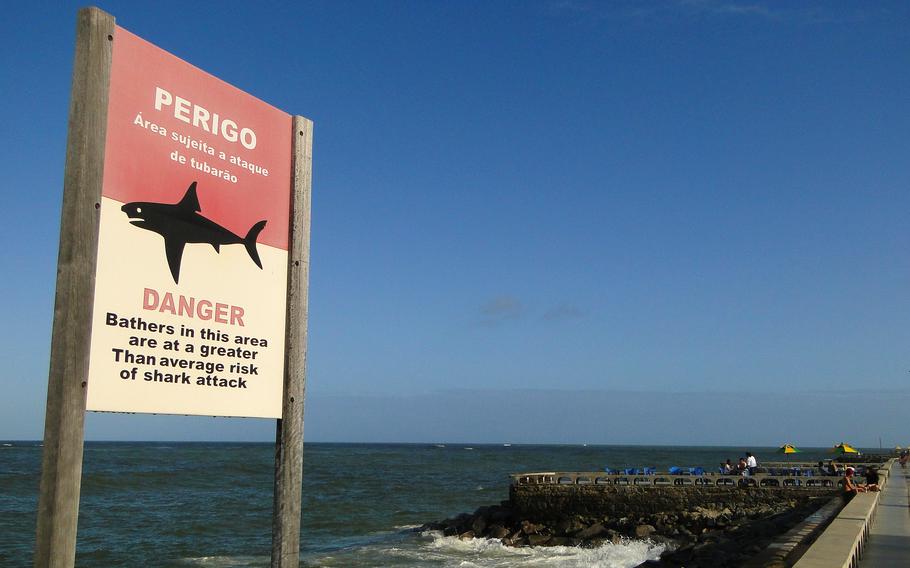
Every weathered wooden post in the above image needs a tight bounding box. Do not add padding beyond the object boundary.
[35,8,114,568]
[271,117,313,567]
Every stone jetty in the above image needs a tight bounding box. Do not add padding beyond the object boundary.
[424,462,893,567]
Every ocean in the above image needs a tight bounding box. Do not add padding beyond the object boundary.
[0,442,851,567]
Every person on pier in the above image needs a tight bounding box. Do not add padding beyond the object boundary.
[745,452,758,474]
[843,466,878,494]
[864,466,881,492]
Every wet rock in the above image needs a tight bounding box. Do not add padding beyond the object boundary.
[521,520,544,535]
[471,516,487,535]
[528,534,552,546]
[635,524,656,538]
[488,524,510,539]
[555,517,587,535]
[490,505,516,523]
[473,505,491,518]
[576,522,607,540]
[699,529,725,541]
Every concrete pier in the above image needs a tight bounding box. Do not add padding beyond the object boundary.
[788,460,895,568]
[860,461,910,567]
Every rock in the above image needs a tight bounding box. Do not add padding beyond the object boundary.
[576,523,608,540]
[700,529,725,541]
[528,534,552,546]
[458,530,475,541]
[549,536,572,546]
[471,516,487,535]
[669,544,695,562]
[521,520,544,535]
[649,535,676,547]
[450,513,472,533]
[555,518,585,535]
[422,521,444,531]
[635,524,656,538]
[488,524,510,539]
[473,505,491,518]
[490,506,515,524]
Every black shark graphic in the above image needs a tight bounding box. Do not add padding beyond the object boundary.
[121,182,267,284]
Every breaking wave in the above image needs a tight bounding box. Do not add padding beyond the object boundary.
[181,531,665,567]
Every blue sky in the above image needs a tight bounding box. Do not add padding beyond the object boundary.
[2,1,908,446]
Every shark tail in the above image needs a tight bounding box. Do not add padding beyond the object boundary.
[244,220,267,269]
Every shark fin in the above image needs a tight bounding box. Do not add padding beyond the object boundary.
[164,238,186,284]
[177,182,201,212]
[244,220,267,269]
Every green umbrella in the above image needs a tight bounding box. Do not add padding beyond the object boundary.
[831,443,860,455]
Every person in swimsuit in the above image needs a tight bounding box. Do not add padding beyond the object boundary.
[843,467,866,494]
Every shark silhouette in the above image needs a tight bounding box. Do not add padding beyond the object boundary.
[121,181,267,284]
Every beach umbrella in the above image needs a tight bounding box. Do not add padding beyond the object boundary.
[831,443,860,454]
[777,444,801,463]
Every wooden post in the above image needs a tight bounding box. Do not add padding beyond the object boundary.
[271,116,313,567]
[35,7,114,568]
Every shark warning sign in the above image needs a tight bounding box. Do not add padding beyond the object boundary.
[85,26,293,418]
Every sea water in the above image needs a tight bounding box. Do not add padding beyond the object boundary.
[0,442,843,567]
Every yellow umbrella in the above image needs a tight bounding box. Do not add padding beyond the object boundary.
[777,444,801,454]
[831,442,860,454]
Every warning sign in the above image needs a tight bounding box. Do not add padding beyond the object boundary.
[85,26,292,418]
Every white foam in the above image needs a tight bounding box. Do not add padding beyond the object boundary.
[179,534,665,567]
[179,555,268,567]
[410,531,666,567]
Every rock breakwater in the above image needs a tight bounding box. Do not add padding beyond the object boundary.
[425,484,838,567]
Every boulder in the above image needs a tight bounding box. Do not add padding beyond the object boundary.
[458,530,475,541]
[471,516,487,535]
[521,520,544,535]
[576,523,607,540]
[488,524,510,539]
[635,524,656,538]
